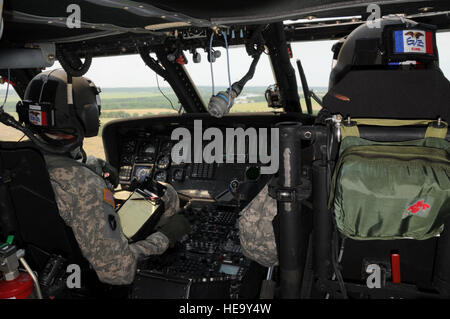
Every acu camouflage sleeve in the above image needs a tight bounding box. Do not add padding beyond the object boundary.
[48,165,169,285]
[238,184,279,267]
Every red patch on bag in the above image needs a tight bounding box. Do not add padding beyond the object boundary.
[407,200,430,214]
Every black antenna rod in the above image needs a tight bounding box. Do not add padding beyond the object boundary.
[296,59,313,115]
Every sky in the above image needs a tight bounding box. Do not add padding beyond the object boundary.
[46,31,450,90]
[49,40,339,89]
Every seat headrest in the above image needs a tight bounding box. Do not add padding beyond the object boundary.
[329,17,439,89]
[323,68,450,121]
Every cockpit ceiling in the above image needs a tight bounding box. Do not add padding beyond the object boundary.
[2,0,450,47]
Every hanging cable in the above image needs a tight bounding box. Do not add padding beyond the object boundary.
[155,72,181,113]
[209,31,215,96]
[207,28,263,118]
[221,31,232,108]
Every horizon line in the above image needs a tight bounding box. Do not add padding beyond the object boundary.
[0,85,329,91]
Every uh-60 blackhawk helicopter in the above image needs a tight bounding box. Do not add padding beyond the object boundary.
[0,0,450,300]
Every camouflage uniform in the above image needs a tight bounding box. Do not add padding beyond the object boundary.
[238,184,278,267]
[44,154,179,285]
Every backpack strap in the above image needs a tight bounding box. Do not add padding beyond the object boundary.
[340,118,448,140]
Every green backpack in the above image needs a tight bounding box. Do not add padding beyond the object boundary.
[329,119,450,240]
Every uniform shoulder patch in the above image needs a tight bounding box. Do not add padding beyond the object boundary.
[103,188,115,208]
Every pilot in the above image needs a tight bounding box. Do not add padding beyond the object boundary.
[19,69,190,285]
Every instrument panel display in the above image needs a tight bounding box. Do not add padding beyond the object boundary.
[133,165,153,183]
[141,143,156,156]
[156,154,171,170]
[119,135,174,186]
[154,170,168,182]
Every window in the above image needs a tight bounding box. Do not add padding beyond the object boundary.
[185,46,280,113]
[1,31,449,149]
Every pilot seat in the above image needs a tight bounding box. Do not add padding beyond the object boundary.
[0,141,116,298]
[310,17,450,299]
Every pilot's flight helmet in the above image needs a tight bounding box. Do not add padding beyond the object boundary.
[329,17,439,88]
[17,69,101,143]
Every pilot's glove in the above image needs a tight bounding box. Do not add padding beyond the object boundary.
[157,214,190,247]
[85,156,119,189]
[102,161,119,188]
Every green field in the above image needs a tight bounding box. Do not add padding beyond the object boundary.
[0,86,326,159]
[2,85,325,109]
[96,86,325,119]
[1,86,326,138]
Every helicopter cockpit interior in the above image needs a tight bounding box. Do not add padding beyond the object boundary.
[0,1,450,300]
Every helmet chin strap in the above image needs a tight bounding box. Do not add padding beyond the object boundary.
[36,127,84,154]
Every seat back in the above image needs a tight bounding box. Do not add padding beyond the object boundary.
[323,68,450,121]
[312,124,450,298]
[314,64,450,298]
[0,141,83,269]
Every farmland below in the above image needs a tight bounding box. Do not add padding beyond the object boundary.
[0,86,326,159]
